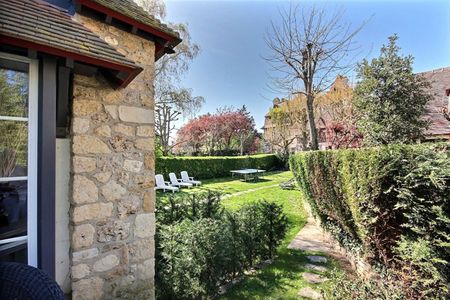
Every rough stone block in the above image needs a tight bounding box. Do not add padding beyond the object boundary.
[72,224,95,249]
[73,175,98,204]
[128,238,154,262]
[73,100,102,117]
[73,202,113,223]
[73,136,111,154]
[135,213,155,238]
[73,157,96,173]
[72,118,90,134]
[95,125,112,137]
[118,106,153,124]
[93,254,120,272]
[143,191,155,213]
[73,248,99,262]
[136,259,154,280]
[72,264,90,280]
[123,159,143,173]
[97,220,130,242]
[135,138,153,151]
[101,180,127,202]
[104,105,118,119]
[72,277,104,300]
[114,124,135,136]
[94,172,112,183]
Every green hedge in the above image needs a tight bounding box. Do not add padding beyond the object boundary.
[156,154,281,179]
[155,192,288,299]
[290,143,450,298]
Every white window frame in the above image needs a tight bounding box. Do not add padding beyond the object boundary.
[0,52,38,267]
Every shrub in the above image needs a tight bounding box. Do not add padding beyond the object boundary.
[322,270,406,299]
[290,143,450,298]
[157,219,236,299]
[155,193,288,299]
[156,154,281,179]
[156,191,224,225]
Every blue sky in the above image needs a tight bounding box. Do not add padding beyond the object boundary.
[165,0,450,130]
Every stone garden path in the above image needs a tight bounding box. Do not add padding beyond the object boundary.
[288,217,352,299]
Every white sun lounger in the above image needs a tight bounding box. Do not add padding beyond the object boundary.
[169,173,193,188]
[180,171,202,186]
[154,174,179,193]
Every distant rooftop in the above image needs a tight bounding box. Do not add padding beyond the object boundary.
[419,67,450,137]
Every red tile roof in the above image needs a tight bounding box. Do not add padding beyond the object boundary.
[419,67,450,137]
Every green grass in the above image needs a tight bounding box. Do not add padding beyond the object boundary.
[218,175,343,299]
[156,171,292,201]
[156,171,345,299]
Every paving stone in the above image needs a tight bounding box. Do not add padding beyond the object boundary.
[303,272,328,284]
[305,263,328,272]
[288,222,332,252]
[298,287,321,299]
[306,255,327,264]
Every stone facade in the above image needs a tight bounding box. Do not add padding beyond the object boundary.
[69,15,156,299]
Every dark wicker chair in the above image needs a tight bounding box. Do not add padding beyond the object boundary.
[0,262,65,300]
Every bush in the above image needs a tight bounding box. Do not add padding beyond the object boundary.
[290,143,450,299]
[156,154,282,179]
[155,193,288,299]
[322,270,406,299]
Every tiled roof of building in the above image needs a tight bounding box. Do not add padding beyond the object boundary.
[84,0,180,41]
[419,67,450,137]
[0,0,140,69]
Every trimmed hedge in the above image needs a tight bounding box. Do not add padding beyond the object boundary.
[290,143,450,298]
[156,154,281,179]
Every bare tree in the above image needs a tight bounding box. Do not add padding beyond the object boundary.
[136,0,204,155]
[265,5,365,150]
[155,88,204,156]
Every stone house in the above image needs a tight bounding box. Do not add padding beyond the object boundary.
[0,0,180,298]
[263,76,353,152]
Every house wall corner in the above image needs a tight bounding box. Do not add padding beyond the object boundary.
[68,15,157,300]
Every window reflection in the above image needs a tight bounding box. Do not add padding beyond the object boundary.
[0,64,29,264]
[0,68,28,118]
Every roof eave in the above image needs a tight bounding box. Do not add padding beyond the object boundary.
[75,0,182,60]
[1,34,143,89]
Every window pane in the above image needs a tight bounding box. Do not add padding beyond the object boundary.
[0,120,28,177]
[0,57,30,265]
[0,180,28,264]
[0,67,29,118]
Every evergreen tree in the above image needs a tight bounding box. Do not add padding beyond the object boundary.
[354,35,432,145]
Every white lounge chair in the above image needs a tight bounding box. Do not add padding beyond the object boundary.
[169,173,193,188]
[154,174,179,193]
[180,171,201,186]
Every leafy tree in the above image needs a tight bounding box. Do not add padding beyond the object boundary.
[175,107,258,156]
[354,35,432,145]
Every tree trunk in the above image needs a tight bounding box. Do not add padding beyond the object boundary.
[306,94,319,150]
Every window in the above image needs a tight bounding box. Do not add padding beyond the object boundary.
[0,53,38,266]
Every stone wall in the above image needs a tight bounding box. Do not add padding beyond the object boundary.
[69,15,156,299]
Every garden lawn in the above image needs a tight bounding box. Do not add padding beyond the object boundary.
[219,180,342,299]
[156,171,292,201]
[156,171,345,299]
